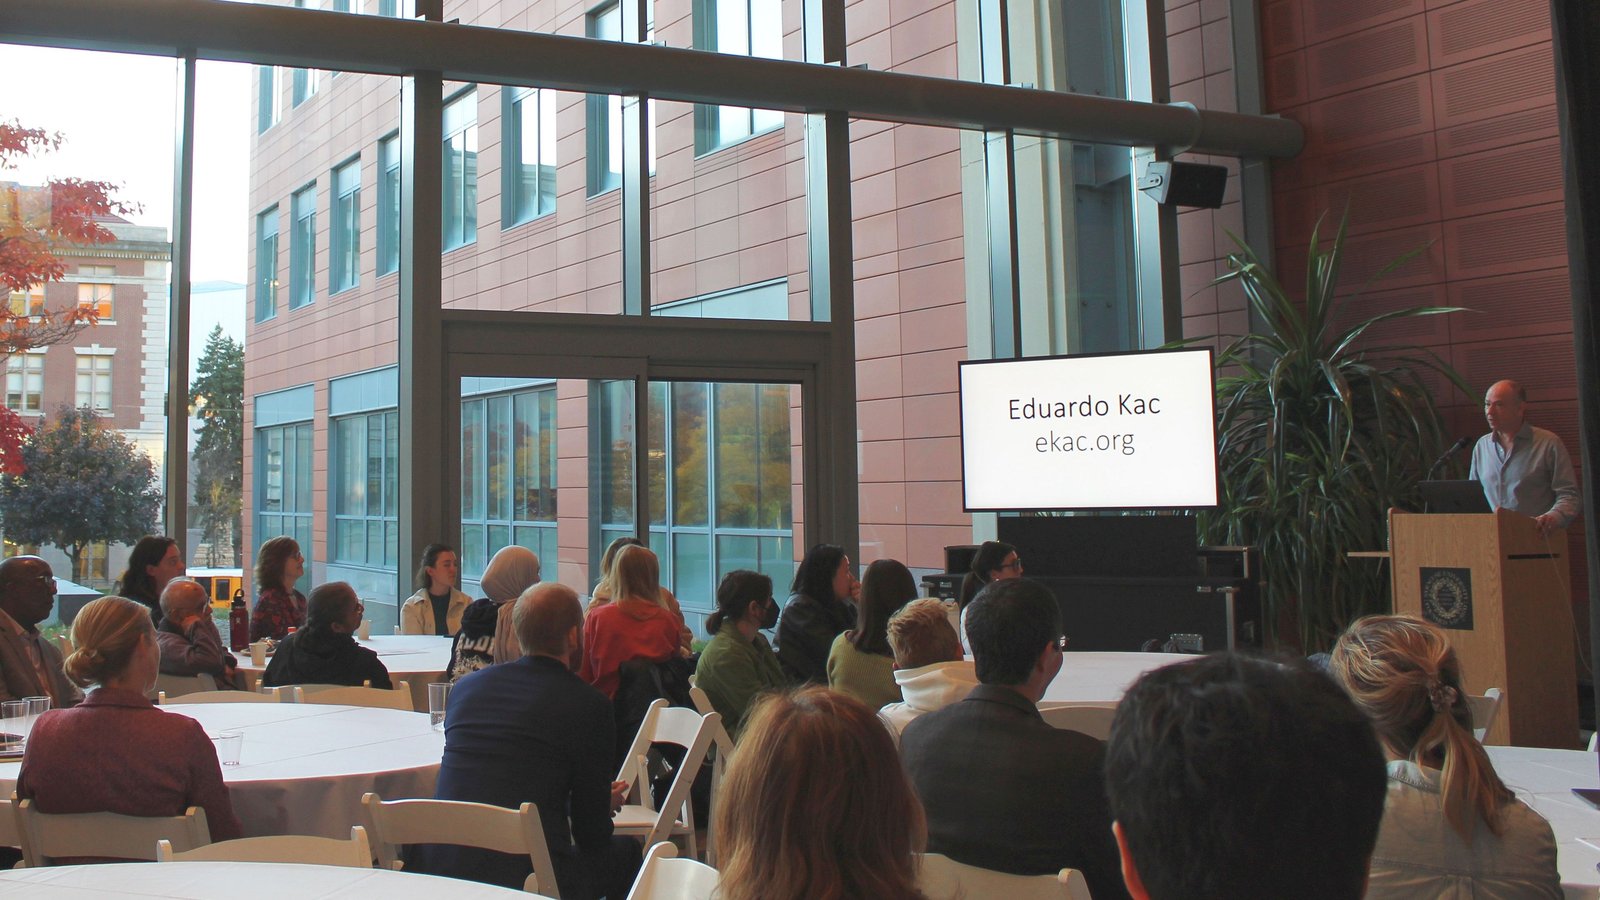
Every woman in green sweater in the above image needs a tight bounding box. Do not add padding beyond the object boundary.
[694,570,786,738]
[827,559,918,709]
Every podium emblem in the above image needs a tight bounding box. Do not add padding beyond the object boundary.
[1420,567,1473,630]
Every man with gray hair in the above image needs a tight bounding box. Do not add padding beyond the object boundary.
[412,582,640,899]
[156,579,237,689]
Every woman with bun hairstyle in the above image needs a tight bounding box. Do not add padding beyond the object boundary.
[1330,615,1560,898]
[17,595,242,847]
[713,687,927,900]
[693,570,785,738]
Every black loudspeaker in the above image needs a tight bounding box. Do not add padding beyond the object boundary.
[1137,161,1228,209]
[944,544,980,575]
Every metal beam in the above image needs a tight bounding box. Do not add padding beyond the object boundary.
[0,0,1302,159]
[165,55,196,539]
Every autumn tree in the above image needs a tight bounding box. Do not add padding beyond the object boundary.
[1,119,138,473]
[190,325,245,565]
[0,406,162,581]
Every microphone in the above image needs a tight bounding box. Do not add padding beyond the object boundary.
[1425,436,1472,480]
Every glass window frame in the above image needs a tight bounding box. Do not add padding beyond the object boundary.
[586,1,656,197]
[377,132,400,276]
[255,205,280,322]
[255,419,316,591]
[289,184,317,310]
[502,86,558,227]
[4,352,46,414]
[257,65,282,133]
[441,88,479,252]
[693,0,784,153]
[74,353,114,414]
[331,408,400,569]
[459,383,558,580]
[330,156,361,295]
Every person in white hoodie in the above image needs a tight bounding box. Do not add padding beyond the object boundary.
[878,597,979,745]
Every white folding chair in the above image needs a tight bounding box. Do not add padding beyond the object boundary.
[1468,687,1503,743]
[685,686,734,866]
[626,840,720,900]
[1036,703,1117,740]
[613,705,720,859]
[157,825,371,867]
[918,852,1093,900]
[159,688,282,705]
[154,673,218,701]
[297,681,413,711]
[361,792,560,897]
[13,797,210,867]
[54,633,72,659]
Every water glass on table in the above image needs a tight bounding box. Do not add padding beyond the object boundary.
[215,731,244,766]
[428,682,451,732]
[1,700,27,750]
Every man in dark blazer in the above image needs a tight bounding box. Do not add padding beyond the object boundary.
[410,581,640,899]
[0,555,81,708]
[900,577,1128,900]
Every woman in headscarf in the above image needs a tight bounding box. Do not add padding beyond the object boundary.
[444,545,541,679]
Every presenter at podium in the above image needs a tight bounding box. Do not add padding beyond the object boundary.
[1468,379,1581,536]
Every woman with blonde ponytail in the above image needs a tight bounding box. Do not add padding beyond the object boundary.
[1330,615,1559,898]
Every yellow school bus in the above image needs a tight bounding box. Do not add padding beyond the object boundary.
[190,568,245,612]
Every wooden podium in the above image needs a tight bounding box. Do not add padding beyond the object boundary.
[1388,509,1577,748]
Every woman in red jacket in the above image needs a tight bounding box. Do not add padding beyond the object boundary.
[578,545,684,698]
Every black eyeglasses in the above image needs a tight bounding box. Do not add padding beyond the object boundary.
[998,558,1023,572]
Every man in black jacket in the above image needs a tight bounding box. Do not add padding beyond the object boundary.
[261,582,391,689]
[900,577,1128,900]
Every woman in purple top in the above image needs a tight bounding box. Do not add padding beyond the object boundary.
[250,535,308,642]
[17,595,242,845]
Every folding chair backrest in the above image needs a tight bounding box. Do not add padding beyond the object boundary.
[14,798,210,867]
[361,792,559,897]
[626,841,720,900]
[161,689,281,705]
[615,699,669,786]
[1468,687,1503,743]
[154,673,215,700]
[298,681,413,710]
[157,826,371,867]
[918,853,1091,900]
[1035,703,1117,740]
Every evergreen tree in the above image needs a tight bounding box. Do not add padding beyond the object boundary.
[189,325,244,565]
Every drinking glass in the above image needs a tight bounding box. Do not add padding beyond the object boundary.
[428,682,451,731]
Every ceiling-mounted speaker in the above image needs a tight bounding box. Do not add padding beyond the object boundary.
[1136,161,1228,209]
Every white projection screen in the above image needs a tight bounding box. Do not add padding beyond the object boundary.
[958,348,1220,511]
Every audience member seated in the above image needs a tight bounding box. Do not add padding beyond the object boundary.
[694,569,785,738]
[249,535,308,642]
[900,578,1128,900]
[714,687,926,900]
[577,545,684,699]
[774,543,858,684]
[156,579,237,690]
[447,545,539,676]
[828,559,917,708]
[115,535,186,625]
[878,598,977,745]
[1330,615,1562,898]
[401,543,471,636]
[588,536,693,653]
[262,582,392,689]
[956,540,1020,653]
[412,582,640,899]
[1105,653,1387,900]
[16,595,241,849]
[0,555,81,708]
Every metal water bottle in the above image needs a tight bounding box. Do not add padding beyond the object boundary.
[229,590,250,652]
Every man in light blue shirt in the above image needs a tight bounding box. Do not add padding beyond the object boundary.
[1468,379,1581,535]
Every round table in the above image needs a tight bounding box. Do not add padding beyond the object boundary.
[0,861,541,898]
[233,635,453,712]
[0,703,443,840]
[1485,746,1600,898]
[1038,650,1199,705]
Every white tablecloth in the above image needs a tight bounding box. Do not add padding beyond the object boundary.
[0,861,540,898]
[1039,651,1199,705]
[0,703,443,840]
[1486,746,1600,899]
[234,635,453,711]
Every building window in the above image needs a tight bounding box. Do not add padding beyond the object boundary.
[586,2,656,196]
[332,0,351,10]
[694,0,783,151]
[330,158,361,294]
[77,266,114,320]
[256,421,314,574]
[460,385,557,579]
[4,352,45,414]
[74,353,113,414]
[332,409,398,568]
[377,133,400,275]
[378,0,400,14]
[290,185,316,310]
[598,378,793,633]
[6,285,45,318]
[291,4,320,107]
[503,87,557,226]
[256,206,279,322]
[442,90,478,252]
[75,541,110,589]
[258,66,282,132]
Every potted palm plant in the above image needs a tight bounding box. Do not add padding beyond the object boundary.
[1197,214,1470,652]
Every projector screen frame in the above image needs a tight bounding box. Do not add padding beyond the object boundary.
[957,346,1222,513]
